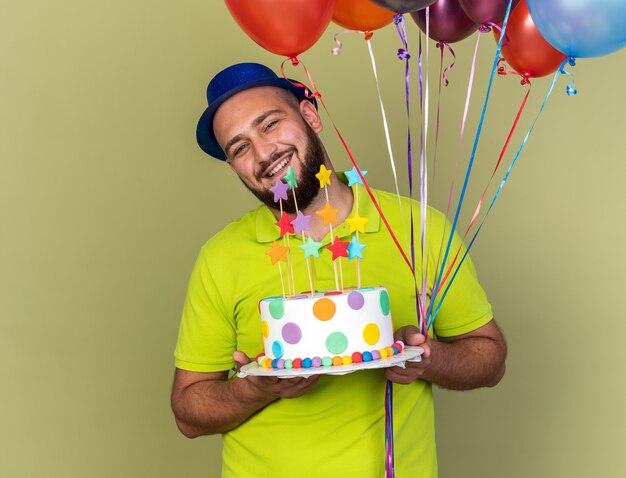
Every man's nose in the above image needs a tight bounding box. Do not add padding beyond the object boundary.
[253,137,278,162]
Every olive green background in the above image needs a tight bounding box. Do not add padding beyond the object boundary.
[2,1,625,477]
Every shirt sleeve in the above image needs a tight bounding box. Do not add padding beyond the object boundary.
[174,244,237,372]
[424,207,493,338]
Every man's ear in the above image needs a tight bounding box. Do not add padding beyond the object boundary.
[299,100,323,134]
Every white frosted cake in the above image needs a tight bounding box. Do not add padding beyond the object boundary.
[256,286,403,369]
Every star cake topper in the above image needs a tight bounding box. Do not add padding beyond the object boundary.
[315,165,332,189]
[275,211,295,237]
[344,166,368,187]
[299,237,323,259]
[284,166,297,190]
[270,179,289,203]
[347,236,366,260]
[346,212,369,234]
[315,201,339,226]
[327,236,350,261]
[265,241,289,265]
[290,211,312,234]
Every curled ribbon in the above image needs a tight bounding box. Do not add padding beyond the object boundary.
[497,57,531,85]
[560,56,577,96]
[396,48,410,60]
[435,42,456,87]
[331,29,374,56]
[481,22,510,46]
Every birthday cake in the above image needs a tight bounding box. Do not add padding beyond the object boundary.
[256,286,404,370]
[254,165,406,371]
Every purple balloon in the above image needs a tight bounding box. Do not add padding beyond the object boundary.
[411,0,478,43]
[458,0,520,24]
[370,0,437,14]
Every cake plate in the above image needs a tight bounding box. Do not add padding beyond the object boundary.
[238,346,423,379]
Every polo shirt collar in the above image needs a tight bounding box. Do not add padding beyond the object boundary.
[256,172,381,244]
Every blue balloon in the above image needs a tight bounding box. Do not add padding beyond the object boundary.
[527,0,626,58]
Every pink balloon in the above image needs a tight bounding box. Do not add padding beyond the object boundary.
[458,0,520,24]
[411,0,477,43]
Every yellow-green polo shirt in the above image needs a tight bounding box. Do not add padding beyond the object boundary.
[175,184,492,478]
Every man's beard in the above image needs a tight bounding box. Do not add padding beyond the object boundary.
[240,123,326,214]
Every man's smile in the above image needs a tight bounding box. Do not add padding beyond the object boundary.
[263,151,293,179]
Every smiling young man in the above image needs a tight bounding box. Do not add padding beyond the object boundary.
[171,63,507,478]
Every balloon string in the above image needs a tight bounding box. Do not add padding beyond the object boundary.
[496,57,531,85]
[429,55,567,326]
[419,10,431,335]
[561,56,577,96]
[279,58,415,276]
[436,42,456,87]
[331,29,351,56]
[365,38,408,256]
[429,78,532,317]
[425,40,454,320]
[428,0,514,326]
[331,29,374,56]
[465,80,531,237]
[384,380,394,478]
[393,13,424,337]
[428,29,482,322]
[480,22,510,46]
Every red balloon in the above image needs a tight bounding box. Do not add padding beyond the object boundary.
[225,0,337,58]
[411,0,477,43]
[458,0,520,24]
[494,0,566,78]
[332,0,395,31]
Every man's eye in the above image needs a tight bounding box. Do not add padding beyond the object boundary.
[265,120,278,131]
[233,144,248,156]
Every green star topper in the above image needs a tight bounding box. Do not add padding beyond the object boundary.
[284,166,297,190]
[299,236,323,259]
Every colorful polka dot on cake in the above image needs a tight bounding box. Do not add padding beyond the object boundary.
[313,297,336,321]
[379,289,390,315]
[281,322,302,344]
[269,300,285,319]
[363,323,380,345]
[326,331,348,355]
[272,340,284,359]
[347,291,365,310]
